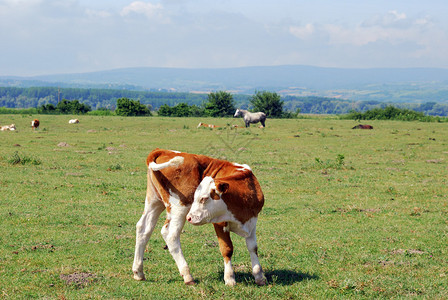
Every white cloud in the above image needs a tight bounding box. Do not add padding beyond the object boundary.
[387,10,407,22]
[85,8,111,18]
[362,10,412,29]
[289,23,315,40]
[120,1,166,20]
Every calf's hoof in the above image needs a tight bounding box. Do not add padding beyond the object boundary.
[133,271,146,281]
[255,277,266,286]
[225,279,237,286]
[183,274,195,285]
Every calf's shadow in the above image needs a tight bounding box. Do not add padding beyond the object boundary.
[227,269,318,286]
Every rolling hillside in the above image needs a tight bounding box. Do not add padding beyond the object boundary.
[1,65,448,103]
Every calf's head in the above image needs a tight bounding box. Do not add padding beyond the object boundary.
[187,176,229,225]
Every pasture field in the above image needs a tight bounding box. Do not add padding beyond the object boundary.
[0,114,447,299]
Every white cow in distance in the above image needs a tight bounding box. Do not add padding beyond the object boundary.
[1,124,16,131]
[68,119,80,124]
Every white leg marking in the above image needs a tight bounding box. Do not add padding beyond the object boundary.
[245,221,266,286]
[132,198,165,281]
[162,203,194,284]
[224,259,236,286]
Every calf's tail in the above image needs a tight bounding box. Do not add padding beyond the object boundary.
[149,156,185,171]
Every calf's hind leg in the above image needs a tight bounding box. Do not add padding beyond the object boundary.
[161,204,195,285]
[133,198,165,280]
[245,224,266,286]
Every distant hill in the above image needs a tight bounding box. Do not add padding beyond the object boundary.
[1,65,448,103]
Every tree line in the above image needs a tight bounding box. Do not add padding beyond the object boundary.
[158,91,293,118]
[1,86,448,116]
[33,91,288,118]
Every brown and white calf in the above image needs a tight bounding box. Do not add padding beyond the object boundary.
[31,119,40,130]
[0,124,16,131]
[132,149,266,286]
[68,119,80,124]
[197,122,220,129]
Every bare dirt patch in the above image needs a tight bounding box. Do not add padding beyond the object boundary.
[426,159,443,164]
[391,249,425,255]
[60,272,97,287]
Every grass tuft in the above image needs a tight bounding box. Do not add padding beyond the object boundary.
[8,151,42,165]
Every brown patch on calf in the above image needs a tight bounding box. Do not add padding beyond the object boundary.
[146,149,216,207]
[210,189,220,200]
[213,223,233,263]
[192,158,266,225]
[216,182,229,194]
[214,176,264,224]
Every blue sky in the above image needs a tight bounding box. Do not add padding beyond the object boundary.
[1,0,448,76]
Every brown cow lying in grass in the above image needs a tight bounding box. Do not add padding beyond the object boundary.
[352,124,373,129]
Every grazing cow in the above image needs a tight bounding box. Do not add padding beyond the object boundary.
[352,124,373,129]
[133,149,266,286]
[1,124,16,131]
[68,119,80,124]
[31,119,40,130]
[197,122,220,129]
[234,109,266,128]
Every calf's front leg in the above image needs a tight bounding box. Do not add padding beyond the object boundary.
[213,223,236,286]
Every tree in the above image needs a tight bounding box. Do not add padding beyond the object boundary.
[204,91,236,117]
[115,98,151,116]
[38,99,91,114]
[57,99,91,114]
[249,91,284,118]
[157,104,173,116]
[157,103,205,117]
[37,103,57,114]
[172,103,192,117]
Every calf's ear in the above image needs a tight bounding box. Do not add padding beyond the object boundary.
[216,182,229,194]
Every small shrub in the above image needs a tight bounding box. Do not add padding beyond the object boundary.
[88,109,115,116]
[335,154,345,167]
[340,106,447,122]
[315,154,346,169]
[107,164,122,171]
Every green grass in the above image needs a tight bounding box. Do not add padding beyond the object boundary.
[0,115,447,298]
